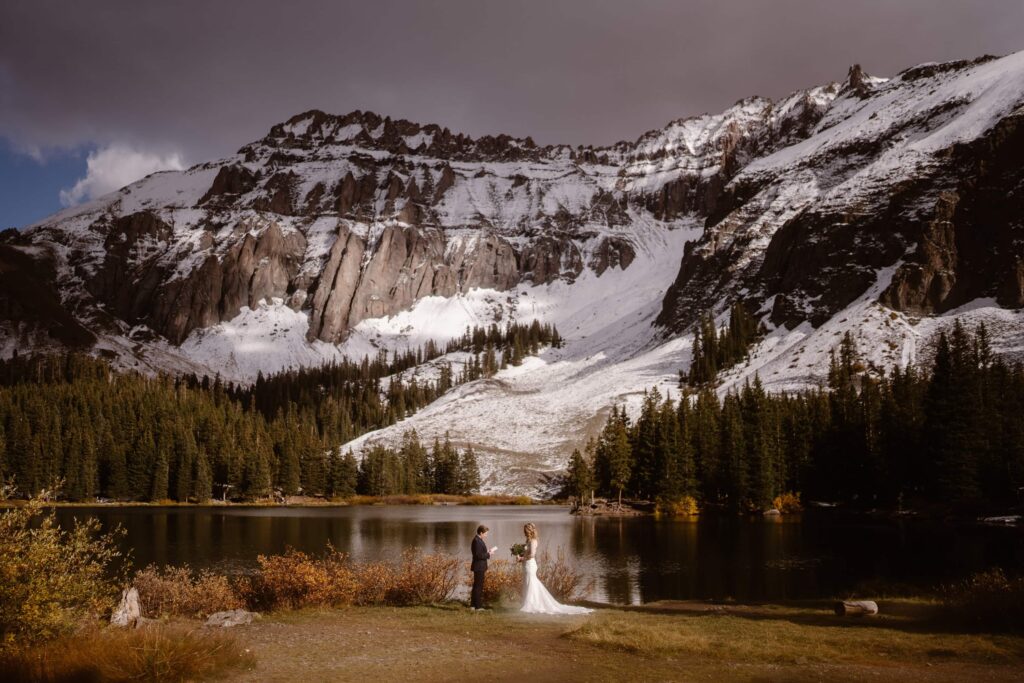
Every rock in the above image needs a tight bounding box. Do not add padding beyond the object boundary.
[198,164,257,205]
[205,609,259,628]
[111,587,141,627]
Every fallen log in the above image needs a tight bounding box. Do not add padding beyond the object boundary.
[834,600,879,616]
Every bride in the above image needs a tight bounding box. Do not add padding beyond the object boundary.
[518,523,593,615]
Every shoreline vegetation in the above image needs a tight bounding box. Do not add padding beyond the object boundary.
[0,492,538,509]
[2,500,1023,682]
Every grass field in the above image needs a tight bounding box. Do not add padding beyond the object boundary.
[221,600,1024,682]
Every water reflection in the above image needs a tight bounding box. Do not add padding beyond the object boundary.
[54,506,1024,605]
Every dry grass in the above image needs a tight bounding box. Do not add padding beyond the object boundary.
[134,565,244,618]
[941,569,1024,632]
[225,605,1024,683]
[344,493,533,506]
[564,605,1024,666]
[0,624,254,682]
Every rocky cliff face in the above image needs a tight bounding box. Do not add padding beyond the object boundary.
[657,55,1024,333]
[4,52,1023,382]
[6,83,835,352]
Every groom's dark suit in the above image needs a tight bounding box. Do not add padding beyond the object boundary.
[470,534,491,609]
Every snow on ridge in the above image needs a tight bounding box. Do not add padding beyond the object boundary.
[745,50,1024,180]
[337,220,700,495]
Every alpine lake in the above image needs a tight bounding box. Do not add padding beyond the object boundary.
[54,504,1023,605]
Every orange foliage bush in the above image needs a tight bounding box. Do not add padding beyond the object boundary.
[474,559,524,606]
[537,549,593,603]
[133,565,243,618]
[236,547,462,610]
[240,547,357,610]
[384,549,462,606]
[772,492,803,514]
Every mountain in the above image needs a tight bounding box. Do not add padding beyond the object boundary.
[3,52,1023,493]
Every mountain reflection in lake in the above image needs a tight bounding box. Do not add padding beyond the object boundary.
[54,505,1023,605]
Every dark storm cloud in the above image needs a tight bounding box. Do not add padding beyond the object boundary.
[1,0,1022,162]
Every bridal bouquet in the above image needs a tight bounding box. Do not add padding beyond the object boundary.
[510,543,526,559]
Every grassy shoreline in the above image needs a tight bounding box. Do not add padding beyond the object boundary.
[0,493,542,509]
[11,600,1020,683]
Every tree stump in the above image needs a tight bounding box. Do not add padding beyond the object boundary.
[834,600,878,616]
[111,587,141,627]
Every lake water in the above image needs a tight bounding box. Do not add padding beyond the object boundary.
[55,505,1024,605]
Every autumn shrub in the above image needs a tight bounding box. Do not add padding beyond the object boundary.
[240,547,358,610]
[350,560,397,605]
[473,559,524,606]
[0,499,125,651]
[537,549,593,603]
[238,546,465,610]
[941,568,1024,631]
[133,565,243,618]
[464,494,533,505]
[384,549,462,605]
[656,496,699,517]
[0,624,253,682]
[772,492,803,514]
[344,493,534,506]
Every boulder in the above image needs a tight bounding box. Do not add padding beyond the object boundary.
[205,609,259,628]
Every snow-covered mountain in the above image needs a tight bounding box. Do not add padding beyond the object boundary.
[3,52,1023,493]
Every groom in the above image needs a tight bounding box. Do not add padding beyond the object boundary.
[470,524,498,610]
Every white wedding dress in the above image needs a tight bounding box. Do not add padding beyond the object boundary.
[520,539,593,615]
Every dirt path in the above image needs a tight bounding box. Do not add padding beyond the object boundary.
[224,604,1024,683]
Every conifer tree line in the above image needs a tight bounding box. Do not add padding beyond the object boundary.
[0,319,557,502]
[684,303,762,386]
[571,322,1024,512]
[354,430,481,497]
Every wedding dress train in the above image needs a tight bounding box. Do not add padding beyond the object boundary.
[520,540,593,615]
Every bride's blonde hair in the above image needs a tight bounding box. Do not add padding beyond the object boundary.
[524,523,538,540]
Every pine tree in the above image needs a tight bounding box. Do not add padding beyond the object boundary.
[150,444,170,501]
[279,435,301,496]
[630,389,662,499]
[608,414,632,506]
[338,450,358,497]
[565,448,594,502]
[459,445,481,494]
[719,395,748,510]
[400,430,428,494]
[193,447,213,503]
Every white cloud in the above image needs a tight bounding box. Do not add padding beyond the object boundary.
[59,144,185,206]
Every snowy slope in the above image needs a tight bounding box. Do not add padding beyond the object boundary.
[341,219,701,494]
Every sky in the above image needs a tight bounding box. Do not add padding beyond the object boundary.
[1,0,1022,228]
